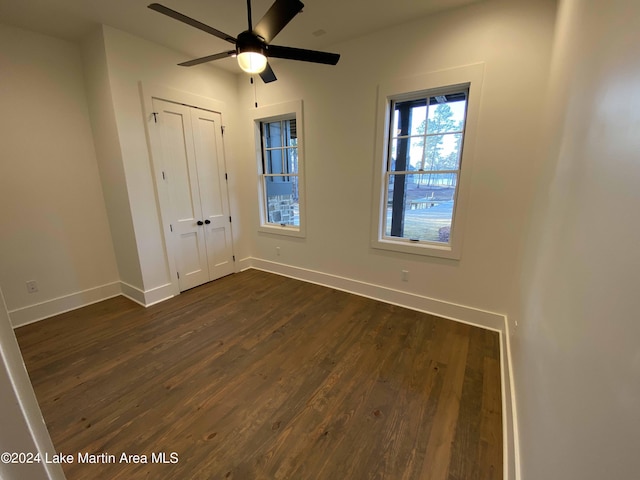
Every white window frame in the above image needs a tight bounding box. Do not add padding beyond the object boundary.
[252,100,306,237]
[371,64,484,259]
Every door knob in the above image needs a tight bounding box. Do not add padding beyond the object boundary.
[197,220,204,226]
[204,219,211,224]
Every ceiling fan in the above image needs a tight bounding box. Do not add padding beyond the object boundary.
[148,0,340,83]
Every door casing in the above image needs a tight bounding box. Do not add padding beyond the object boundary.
[141,83,236,297]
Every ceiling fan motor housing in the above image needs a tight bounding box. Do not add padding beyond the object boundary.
[236,30,267,57]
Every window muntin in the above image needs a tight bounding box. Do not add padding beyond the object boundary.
[383,89,468,245]
[260,118,299,227]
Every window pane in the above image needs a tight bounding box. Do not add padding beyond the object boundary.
[265,149,283,174]
[389,138,424,171]
[263,121,282,148]
[426,96,467,134]
[410,106,427,136]
[392,100,427,137]
[286,147,298,174]
[284,119,297,147]
[424,133,463,170]
[264,176,299,227]
[385,173,458,243]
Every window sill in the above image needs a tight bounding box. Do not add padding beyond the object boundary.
[372,237,460,260]
[258,223,306,238]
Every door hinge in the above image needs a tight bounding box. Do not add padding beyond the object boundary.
[233,255,236,261]
[162,171,166,180]
[152,112,159,123]
[177,271,180,279]
[169,224,173,232]
[229,216,232,223]
[221,125,225,135]
[225,173,228,181]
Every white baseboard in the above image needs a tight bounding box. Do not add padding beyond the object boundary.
[250,257,504,331]
[120,281,146,306]
[8,282,122,328]
[10,281,175,327]
[237,256,254,272]
[504,317,521,480]
[119,281,174,307]
[140,282,175,307]
[247,257,519,480]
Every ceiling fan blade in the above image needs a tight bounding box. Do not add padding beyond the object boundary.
[254,0,304,43]
[178,50,236,67]
[259,63,278,83]
[148,3,236,44]
[268,45,340,65]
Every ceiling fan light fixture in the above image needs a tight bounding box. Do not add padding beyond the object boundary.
[149,0,340,83]
[237,50,267,74]
[236,30,268,74]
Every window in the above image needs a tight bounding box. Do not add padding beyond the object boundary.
[386,89,467,242]
[372,65,483,259]
[261,118,299,226]
[253,100,305,237]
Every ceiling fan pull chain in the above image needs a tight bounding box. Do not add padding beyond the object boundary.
[252,76,259,108]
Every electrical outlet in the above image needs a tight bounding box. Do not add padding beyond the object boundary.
[276,246,281,256]
[26,280,38,293]
[401,270,409,282]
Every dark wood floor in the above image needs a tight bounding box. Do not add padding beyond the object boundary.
[15,269,502,480]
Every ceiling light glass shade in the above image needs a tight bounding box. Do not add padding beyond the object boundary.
[237,51,267,74]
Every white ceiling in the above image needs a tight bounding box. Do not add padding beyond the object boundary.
[0,0,482,72]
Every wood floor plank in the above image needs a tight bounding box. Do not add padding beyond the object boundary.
[448,325,489,480]
[419,324,471,479]
[15,270,502,479]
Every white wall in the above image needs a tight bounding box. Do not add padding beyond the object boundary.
[511,0,640,478]
[96,25,246,301]
[237,0,557,317]
[0,23,119,326]
[82,27,145,294]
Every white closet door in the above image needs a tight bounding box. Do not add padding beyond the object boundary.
[190,108,235,280]
[153,98,235,292]
[153,99,209,291]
